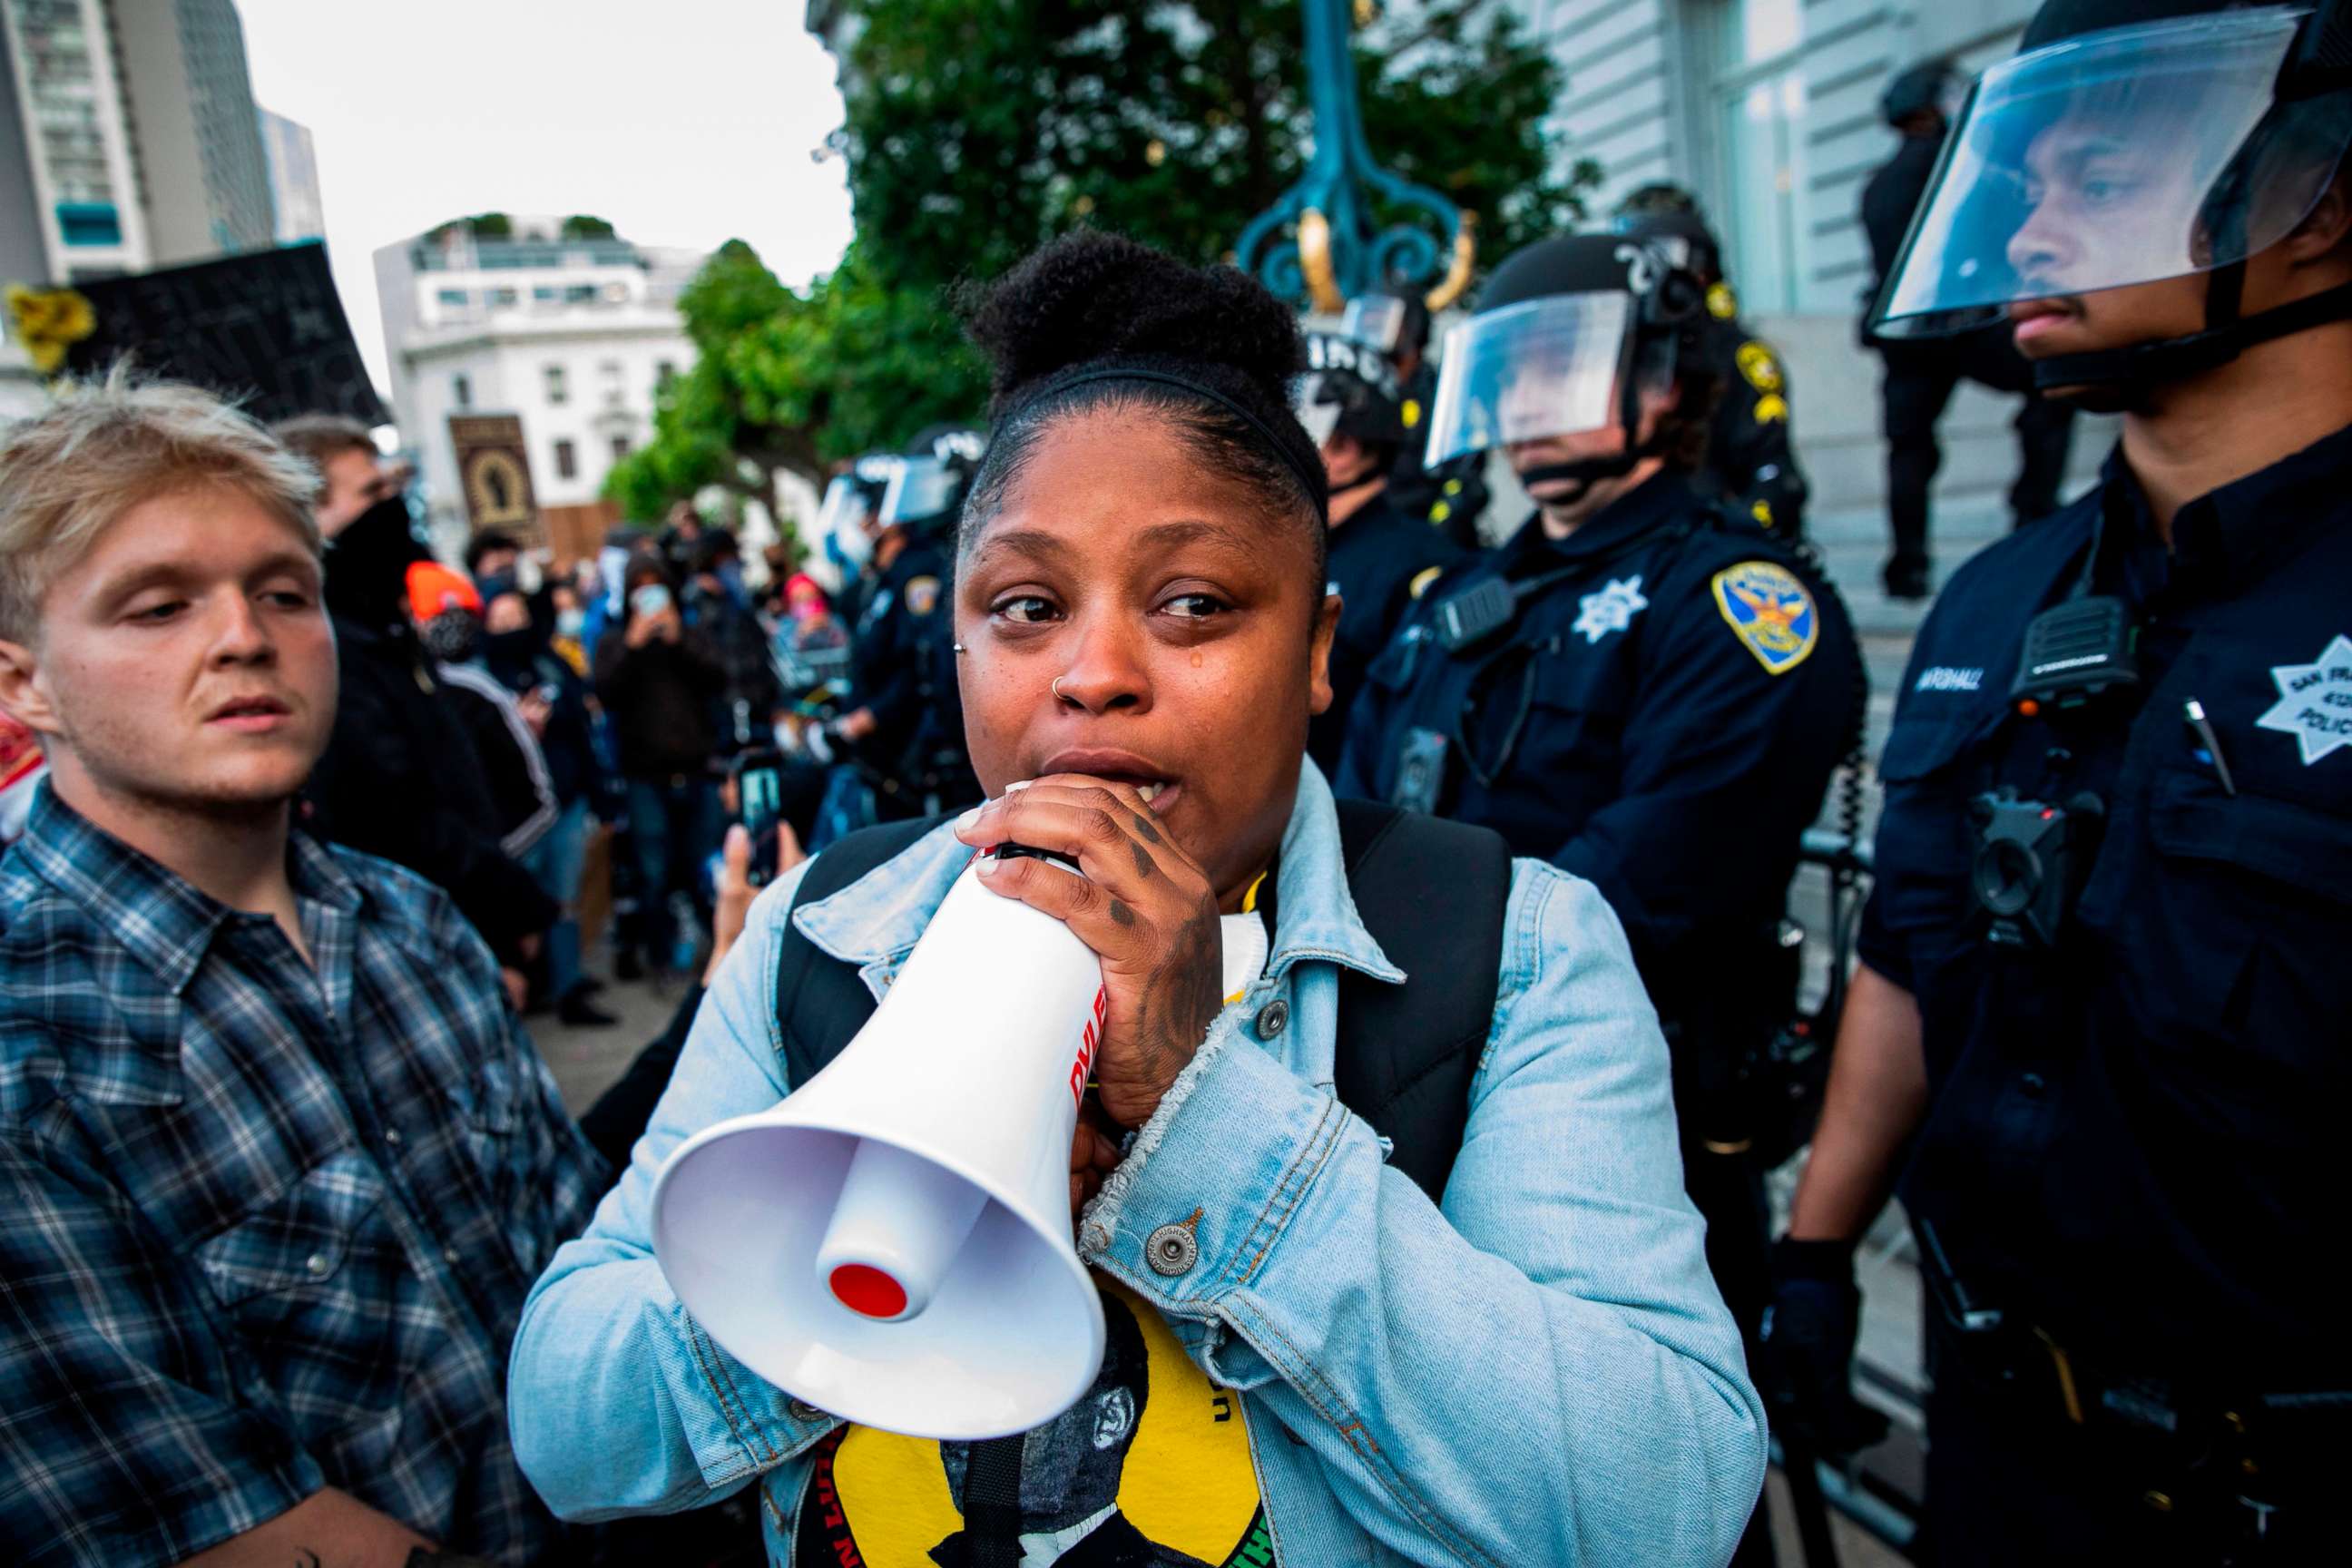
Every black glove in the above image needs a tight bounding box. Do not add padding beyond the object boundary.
[1762,1237,1890,1458]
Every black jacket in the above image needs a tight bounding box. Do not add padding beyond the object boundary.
[1308,490,1466,778]
[594,626,726,779]
[306,616,557,962]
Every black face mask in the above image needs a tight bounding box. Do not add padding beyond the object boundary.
[483,628,542,681]
[323,495,428,631]
[418,609,482,663]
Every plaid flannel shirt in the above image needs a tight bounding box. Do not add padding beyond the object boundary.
[0,786,607,1566]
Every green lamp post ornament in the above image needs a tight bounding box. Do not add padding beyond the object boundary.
[1237,0,1475,315]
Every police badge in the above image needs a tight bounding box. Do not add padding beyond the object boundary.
[1711,561,1818,675]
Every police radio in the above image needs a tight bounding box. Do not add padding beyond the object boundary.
[2007,595,2139,712]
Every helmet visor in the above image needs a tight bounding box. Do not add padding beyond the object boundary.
[1876,7,2349,337]
[817,475,877,548]
[1342,295,1408,356]
[877,455,960,527]
[1423,292,1637,468]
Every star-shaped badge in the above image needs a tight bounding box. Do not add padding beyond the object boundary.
[2254,633,2352,765]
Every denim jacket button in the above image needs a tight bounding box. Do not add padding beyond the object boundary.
[1253,999,1289,1040]
[788,1398,827,1424]
[1145,1222,1200,1277]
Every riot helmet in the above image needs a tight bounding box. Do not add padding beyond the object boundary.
[877,426,986,533]
[1871,0,2352,397]
[1295,332,1409,452]
[1880,60,1962,129]
[1422,231,1707,497]
[1611,185,1727,286]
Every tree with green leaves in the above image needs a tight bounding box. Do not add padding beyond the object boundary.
[609,0,1593,524]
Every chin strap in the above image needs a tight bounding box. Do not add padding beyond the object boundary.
[2033,270,2352,408]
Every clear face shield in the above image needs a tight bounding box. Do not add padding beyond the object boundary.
[1875,6,2352,337]
[877,455,961,527]
[1421,292,1644,469]
[1341,295,1408,357]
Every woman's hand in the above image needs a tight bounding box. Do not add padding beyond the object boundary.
[956,776,1223,1129]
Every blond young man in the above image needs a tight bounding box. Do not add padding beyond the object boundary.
[0,376,603,1567]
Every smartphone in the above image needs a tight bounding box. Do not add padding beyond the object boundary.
[733,747,786,886]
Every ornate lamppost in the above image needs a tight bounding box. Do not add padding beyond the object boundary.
[1235,0,1475,314]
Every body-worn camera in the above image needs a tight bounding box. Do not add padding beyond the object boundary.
[1968,787,2104,950]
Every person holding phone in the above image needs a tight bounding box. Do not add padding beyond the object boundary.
[594,561,728,984]
[511,231,1764,1566]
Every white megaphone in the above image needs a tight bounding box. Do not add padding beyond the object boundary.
[652,845,1108,1440]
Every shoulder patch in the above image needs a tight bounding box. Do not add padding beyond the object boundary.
[1408,564,1446,601]
[1710,560,1818,676]
[1735,341,1783,394]
[1707,281,1740,320]
[904,575,942,617]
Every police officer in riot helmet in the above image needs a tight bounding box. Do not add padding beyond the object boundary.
[818,436,983,818]
[1612,184,1813,540]
[1348,289,1493,546]
[1296,331,1466,777]
[1773,2,2352,1555]
[1339,229,1861,1564]
[1863,56,2079,599]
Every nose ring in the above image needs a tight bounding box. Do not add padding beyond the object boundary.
[1052,675,1067,701]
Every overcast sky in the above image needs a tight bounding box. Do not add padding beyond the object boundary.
[232,0,855,394]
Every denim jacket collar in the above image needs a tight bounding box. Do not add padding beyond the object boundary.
[791,760,1404,986]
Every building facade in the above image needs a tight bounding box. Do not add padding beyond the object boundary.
[0,0,152,281]
[1500,0,2085,514]
[1,0,274,284]
[375,220,701,554]
[258,106,321,244]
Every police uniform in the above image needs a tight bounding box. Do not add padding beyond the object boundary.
[1341,474,1860,1401]
[1860,432,2351,1555]
[848,537,972,817]
[1696,291,1811,539]
[1306,490,1467,777]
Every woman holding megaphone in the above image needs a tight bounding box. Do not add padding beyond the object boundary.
[510,232,1766,1566]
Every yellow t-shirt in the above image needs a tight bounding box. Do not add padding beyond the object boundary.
[793,1279,1271,1567]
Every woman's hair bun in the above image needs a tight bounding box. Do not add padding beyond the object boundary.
[961,230,1301,411]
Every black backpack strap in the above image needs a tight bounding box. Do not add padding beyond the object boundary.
[773,816,945,1088]
[1330,800,1514,1202]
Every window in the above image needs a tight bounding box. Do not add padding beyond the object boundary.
[436,288,469,309]
[655,359,678,389]
[544,364,568,405]
[55,201,122,247]
[554,439,577,479]
[1709,0,1809,313]
[532,286,557,302]
[453,374,471,407]
[491,287,518,308]
[564,283,597,303]
[609,436,632,462]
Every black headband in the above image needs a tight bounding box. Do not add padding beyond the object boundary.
[1024,364,1328,514]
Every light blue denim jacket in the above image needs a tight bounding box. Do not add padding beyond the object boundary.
[510,764,1767,1564]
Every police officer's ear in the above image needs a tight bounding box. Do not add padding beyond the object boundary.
[1308,592,1341,718]
[2280,172,2352,270]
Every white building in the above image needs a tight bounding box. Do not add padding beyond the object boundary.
[1501,0,2098,514]
[375,218,701,550]
[258,106,322,244]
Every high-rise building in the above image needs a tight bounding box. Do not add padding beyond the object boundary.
[0,0,152,281]
[110,0,272,263]
[257,106,321,243]
[0,0,273,284]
